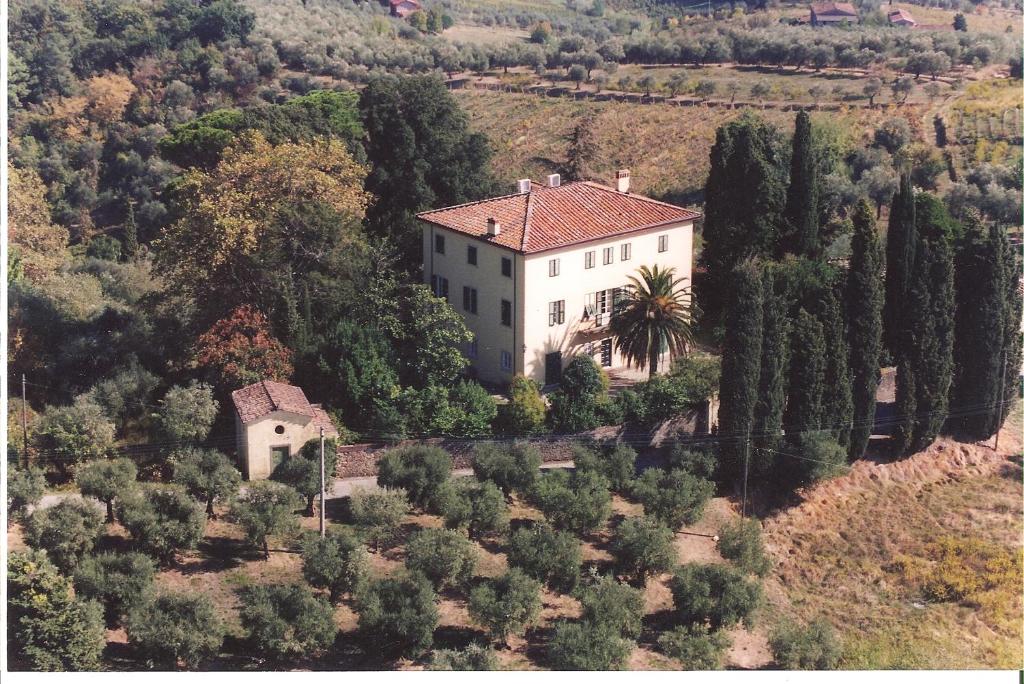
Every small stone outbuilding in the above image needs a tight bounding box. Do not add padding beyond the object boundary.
[231,379,339,480]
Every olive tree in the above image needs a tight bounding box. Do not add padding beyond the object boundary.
[157,382,218,443]
[530,469,611,535]
[300,529,369,603]
[657,624,730,670]
[630,468,714,528]
[356,573,439,657]
[506,523,582,592]
[238,583,337,662]
[717,518,771,577]
[468,569,542,645]
[547,621,633,670]
[75,457,137,522]
[609,515,676,585]
[471,441,541,497]
[74,551,156,625]
[376,445,452,509]
[25,498,105,573]
[118,485,207,565]
[670,564,762,630]
[769,618,841,669]
[7,466,46,523]
[126,592,225,669]
[576,574,645,639]
[405,527,477,590]
[171,448,241,518]
[429,643,499,670]
[349,486,410,551]
[270,439,337,516]
[435,478,509,539]
[230,481,302,559]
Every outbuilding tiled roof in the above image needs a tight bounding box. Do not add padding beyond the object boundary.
[311,404,340,438]
[811,2,858,16]
[232,379,315,424]
[416,180,700,254]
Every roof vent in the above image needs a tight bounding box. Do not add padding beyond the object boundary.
[546,173,561,188]
[615,169,631,193]
[517,178,531,193]
[487,217,501,236]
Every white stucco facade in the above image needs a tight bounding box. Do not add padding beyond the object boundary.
[236,410,325,480]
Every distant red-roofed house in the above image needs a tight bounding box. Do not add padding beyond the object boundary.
[888,8,917,26]
[390,0,421,18]
[418,171,700,385]
[810,2,859,25]
[232,379,339,479]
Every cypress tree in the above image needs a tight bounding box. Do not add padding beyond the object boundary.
[997,236,1022,434]
[846,200,884,460]
[718,260,764,484]
[123,201,139,262]
[883,172,916,355]
[890,354,916,455]
[817,285,853,448]
[783,308,825,439]
[752,267,790,479]
[782,110,819,258]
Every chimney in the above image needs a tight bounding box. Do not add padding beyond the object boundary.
[517,178,531,193]
[487,217,501,236]
[615,169,631,193]
[546,173,561,188]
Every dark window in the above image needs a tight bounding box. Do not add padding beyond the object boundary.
[549,258,560,277]
[600,338,612,367]
[463,286,478,314]
[501,299,512,327]
[467,245,477,265]
[501,351,513,371]
[545,351,562,384]
[548,300,565,326]
[585,251,595,269]
[431,275,449,299]
[274,425,285,435]
[658,234,668,253]
[435,234,445,254]
[603,247,614,265]
[501,256,512,277]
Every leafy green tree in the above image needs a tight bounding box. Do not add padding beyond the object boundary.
[667,444,718,481]
[126,592,225,669]
[610,265,699,378]
[699,114,786,323]
[271,439,337,516]
[300,529,369,603]
[782,110,820,257]
[783,309,826,438]
[119,485,207,565]
[158,382,218,443]
[788,433,848,487]
[576,574,645,639]
[376,444,452,509]
[468,569,542,645]
[716,519,771,577]
[229,481,301,559]
[884,172,916,354]
[572,443,636,493]
[405,527,477,590]
[356,573,439,657]
[436,478,509,539]
[33,397,116,480]
[609,515,676,584]
[73,551,156,625]
[846,200,884,460]
[446,380,498,437]
[7,466,46,523]
[471,442,542,497]
[25,499,104,574]
[171,448,241,518]
[238,583,337,662]
[630,468,714,529]
[657,624,730,670]
[495,375,547,436]
[547,621,633,670]
[394,286,474,389]
[548,355,614,432]
[8,550,106,671]
[507,523,582,592]
[752,269,789,474]
[817,288,853,447]
[530,469,612,535]
[429,643,499,670]
[360,75,497,270]
[769,619,841,669]
[564,114,598,181]
[717,260,763,482]
[670,564,762,630]
[953,13,968,31]
[75,457,137,522]
[349,486,410,551]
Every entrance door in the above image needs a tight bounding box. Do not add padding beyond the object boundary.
[270,445,290,472]
[600,338,612,367]
[545,351,562,385]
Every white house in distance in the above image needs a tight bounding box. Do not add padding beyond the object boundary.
[232,379,339,480]
[417,171,699,387]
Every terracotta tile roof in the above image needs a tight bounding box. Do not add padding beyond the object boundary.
[811,2,858,16]
[311,404,340,438]
[232,379,315,424]
[888,8,915,22]
[417,181,700,254]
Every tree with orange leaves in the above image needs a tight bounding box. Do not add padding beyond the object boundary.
[192,305,293,389]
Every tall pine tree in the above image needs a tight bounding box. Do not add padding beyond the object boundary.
[781,110,819,257]
[846,199,884,460]
[752,267,790,479]
[997,237,1023,434]
[883,172,916,355]
[783,308,826,438]
[122,200,139,262]
[817,285,853,447]
[718,260,764,484]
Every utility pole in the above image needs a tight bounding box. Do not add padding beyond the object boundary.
[993,350,1007,452]
[319,427,326,538]
[741,435,750,519]
[21,374,28,468]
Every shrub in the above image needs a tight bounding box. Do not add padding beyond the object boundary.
[24,499,105,573]
[468,569,542,644]
[405,527,477,590]
[356,573,439,657]
[171,448,241,518]
[667,443,718,480]
[572,443,636,492]
[769,619,841,670]
[915,537,1021,603]
[506,522,582,592]
[631,468,714,528]
[669,564,762,630]
[349,486,410,551]
[126,592,225,669]
[609,515,676,584]
[238,583,337,662]
[576,574,645,639]
[7,466,46,522]
[547,355,611,432]
[717,518,771,577]
[376,445,452,509]
[547,621,633,670]
[74,551,156,625]
[33,398,116,480]
[429,643,499,670]
[228,481,301,559]
[8,550,106,671]
[471,441,541,497]
[300,529,369,603]
[657,624,730,670]
[669,355,721,405]
[788,433,847,486]
[157,382,218,442]
[495,375,546,436]
[271,438,338,516]
[435,478,509,539]
[75,457,137,522]
[530,469,611,535]
[119,485,207,565]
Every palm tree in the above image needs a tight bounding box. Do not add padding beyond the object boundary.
[609,265,700,379]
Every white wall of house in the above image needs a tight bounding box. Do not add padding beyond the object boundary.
[237,410,322,480]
